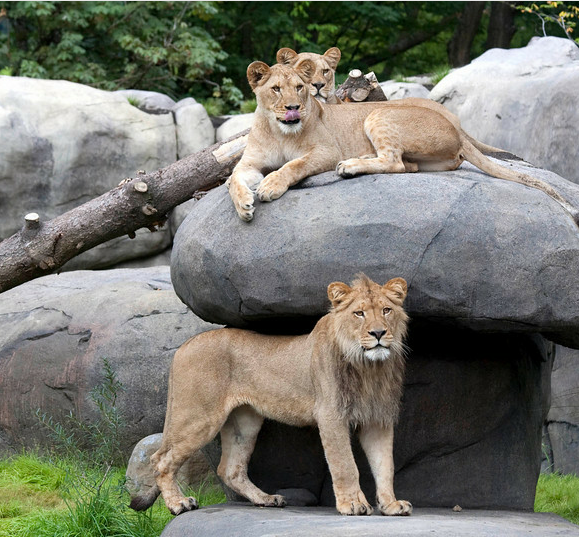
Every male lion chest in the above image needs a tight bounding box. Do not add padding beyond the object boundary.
[336,360,404,427]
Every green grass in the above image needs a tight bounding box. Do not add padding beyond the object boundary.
[0,453,226,537]
[535,473,579,525]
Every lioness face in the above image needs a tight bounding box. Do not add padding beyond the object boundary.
[276,47,341,103]
[328,276,408,363]
[247,61,315,135]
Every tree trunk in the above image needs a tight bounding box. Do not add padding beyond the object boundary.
[486,2,515,50]
[448,2,485,67]
[0,131,249,293]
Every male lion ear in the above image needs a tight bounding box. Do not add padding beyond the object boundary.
[327,282,352,307]
[247,61,271,90]
[295,59,315,83]
[384,278,408,304]
[276,47,298,65]
[323,47,341,70]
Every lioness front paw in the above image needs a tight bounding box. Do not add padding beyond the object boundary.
[254,494,286,508]
[256,173,288,202]
[167,496,199,516]
[337,499,374,516]
[380,499,412,516]
[336,159,363,178]
[229,184,255,221]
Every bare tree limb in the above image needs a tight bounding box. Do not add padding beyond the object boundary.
[0,130,249,293]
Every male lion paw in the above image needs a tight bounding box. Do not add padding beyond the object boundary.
[337,500,374,516]
[168,496,199,516]
[256,173,288,202]
[380,500,413,516]
[255,494,286,508]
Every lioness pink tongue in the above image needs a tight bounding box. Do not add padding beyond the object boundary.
[284,109,300,121]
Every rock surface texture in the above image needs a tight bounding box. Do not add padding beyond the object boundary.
[171,164,579,348]
[160,505,579,537]
[0,76,215,268]
[429,36,579,184]
[0,267,219,455]
[544,345,579,475]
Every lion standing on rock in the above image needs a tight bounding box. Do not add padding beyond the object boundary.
[130,275,412,517]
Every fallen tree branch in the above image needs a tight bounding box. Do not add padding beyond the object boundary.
[0,130,249,293]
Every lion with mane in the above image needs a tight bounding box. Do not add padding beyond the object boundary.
[131,274,412,517]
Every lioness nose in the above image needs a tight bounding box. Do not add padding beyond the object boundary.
[312,82,324,92]
[285,104,300,110]
[369,329,386,341]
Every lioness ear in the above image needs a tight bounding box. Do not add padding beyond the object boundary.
[295,59,315,83]
[323,47,341,70]
[384,277,408,304]
[276,47,298,65]
[247,61,271,91]
[327,282,352,307]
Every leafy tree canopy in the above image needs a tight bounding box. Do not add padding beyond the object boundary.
[0,1,577,111]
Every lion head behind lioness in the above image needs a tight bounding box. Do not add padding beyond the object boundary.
[276,46,341,103]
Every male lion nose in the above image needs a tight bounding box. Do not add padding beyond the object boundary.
[285,104,300,110]
[312,82,325,92]
[369,329,386,341]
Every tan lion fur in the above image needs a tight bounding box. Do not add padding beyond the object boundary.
[276,47,341,104]
[132,275,412,518]
[226,60,578,225]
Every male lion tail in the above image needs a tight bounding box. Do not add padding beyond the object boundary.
[129,484,161,511]
[459,135,579,227]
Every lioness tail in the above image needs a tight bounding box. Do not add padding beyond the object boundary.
[460,136,579,226]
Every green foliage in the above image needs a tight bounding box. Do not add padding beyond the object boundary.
[0,358,226,537]
[36,357,126,468]
[516,2,579,44]
[535,473,579,524]
[0,1,228,99]
[0,454,225,537]
[431,64,452,86]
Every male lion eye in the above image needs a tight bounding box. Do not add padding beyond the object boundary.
[383,307,392,316]
[354,311,364,318]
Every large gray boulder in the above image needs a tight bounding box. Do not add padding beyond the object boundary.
[0,267,219,455]
[171,163,579,348]
[0,76,176,265]
[429,37,579,184]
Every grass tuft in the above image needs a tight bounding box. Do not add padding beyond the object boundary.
[535,473,579,525]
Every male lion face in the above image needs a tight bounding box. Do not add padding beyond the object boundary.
[247,60,315,135]
[328,275,409,363]
[276,47,341,103]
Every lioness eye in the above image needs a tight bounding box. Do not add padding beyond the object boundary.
[383,307,392,316]
[272,86,280,93]
[354,311,364,318]
[296,84,304,91]
[323,69,330,75]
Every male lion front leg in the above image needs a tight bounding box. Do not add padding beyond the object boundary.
[317,417,373,516]
[358,424,412,516]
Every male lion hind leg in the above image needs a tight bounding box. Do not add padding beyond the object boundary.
[317,416,373,515]
[358,424,412,516]
[218,406,286,507]
[151,417,226,515]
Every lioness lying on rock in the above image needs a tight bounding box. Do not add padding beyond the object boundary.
[131,275,412,517]
[227,59,578,225]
